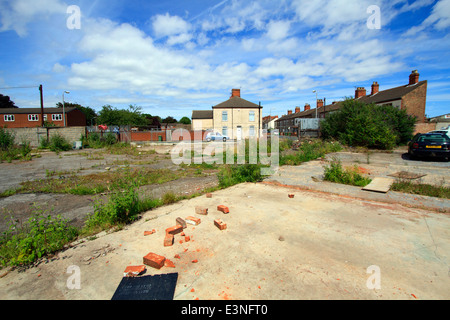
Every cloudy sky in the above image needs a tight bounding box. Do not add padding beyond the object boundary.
[0,0,449,119]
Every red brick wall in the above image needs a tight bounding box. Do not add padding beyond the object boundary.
[130,131,166,141]
[413,122,436,135]
[402,81,427,123]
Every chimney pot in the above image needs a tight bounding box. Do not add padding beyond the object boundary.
[304,104,311,111]
[287,110,292,115]
[317,99,324,108]
[295,107,300,113]
[409,70,419,85]
[355,87,366,99]
[371,81,379,95]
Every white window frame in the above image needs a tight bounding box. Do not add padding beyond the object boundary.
[52,114,63,121]
[43,115,48,121]
[249,111,255,122]
[222,111,228,122]
[4,115,15,122]
[222,126,228,136]
[28,114,39,122]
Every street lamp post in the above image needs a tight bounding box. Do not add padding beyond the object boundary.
[312,90,318,118]
[62,91,70,127]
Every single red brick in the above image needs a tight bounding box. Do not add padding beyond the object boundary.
[206,193,213,198]
[164,259,175,268]
[185,236,191,242]
[192,259,198,263]
[195,206,208,215]
[181,232,185,236]
[123,265,146,277]
[144,230,155,236]
[288,194,295,198]
[166,225,183,235]
[174,254,181,259]
[143,252,165,269]
[217,205,230,214]
[185,216,201,225]
[214,219,227,230]
[176,217,187,229]
[164,233,174,247]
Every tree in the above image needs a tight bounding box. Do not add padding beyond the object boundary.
[0,94,18,108]
[179,116,191,125]
[56,102,97,125]
[97,105,147,126]
[320,98,417,150]
[161,116,177,124]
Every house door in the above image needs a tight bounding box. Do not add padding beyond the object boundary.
[236,126,242,141]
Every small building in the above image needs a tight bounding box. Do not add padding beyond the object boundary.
[192,89,263,140]
[0,107,86,128]
[262,115,278,131]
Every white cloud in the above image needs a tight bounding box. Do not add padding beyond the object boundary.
[266,20,291,40]
[404,0,450,36]
[152,13,191,37]
[0,0,67,36]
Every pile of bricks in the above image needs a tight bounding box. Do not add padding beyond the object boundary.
[123,194,232,276]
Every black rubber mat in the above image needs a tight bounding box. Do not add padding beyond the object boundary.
[111,273,178,300]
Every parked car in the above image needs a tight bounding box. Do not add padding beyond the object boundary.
[428,125,450,136]
[408,132,450,160]
[205,132,230,142]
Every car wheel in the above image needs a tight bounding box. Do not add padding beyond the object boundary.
[206,138,211,142]
[223,137,227,142]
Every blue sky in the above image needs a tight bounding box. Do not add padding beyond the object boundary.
[0,0,449,119]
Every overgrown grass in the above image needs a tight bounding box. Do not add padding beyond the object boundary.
[0,128,33,162]
[323,158,372,187]
[217,164,264,188]
[391,179,450,199]
[279,139,342,166]
[0,205,79,267]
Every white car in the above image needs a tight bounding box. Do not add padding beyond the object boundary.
[428,125,450,136]
[205,132,230,142]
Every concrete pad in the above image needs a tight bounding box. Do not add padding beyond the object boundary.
[1,183,449,300]
[362,177,395,193]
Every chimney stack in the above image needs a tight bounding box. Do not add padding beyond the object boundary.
[304,104,311,111]
[355,87,366,99]
[409,70,419,85]
[371,82,379,95]
[295,106,300,113]
[231,89,241,98]
[317,99,324,109]
[287,110,293,115]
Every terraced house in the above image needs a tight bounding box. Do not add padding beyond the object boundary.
[192,89,263,140]
[276,70,428,136]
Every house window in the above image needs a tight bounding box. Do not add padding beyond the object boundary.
[43,115,48,121]
[222,111,228,122]
[222,126,228,136]
[4,115,15,122]
[249,125,255,136]
[28,114,39,122]
[249,111,255,122]
[52,114,63,121]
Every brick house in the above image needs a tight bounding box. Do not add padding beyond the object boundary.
[276,70,428,134]
[192,89,263,140]
[0,107,86,128]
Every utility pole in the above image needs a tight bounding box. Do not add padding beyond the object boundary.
[39,85,44,127]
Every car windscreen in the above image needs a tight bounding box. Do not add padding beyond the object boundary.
[417,135,449,144]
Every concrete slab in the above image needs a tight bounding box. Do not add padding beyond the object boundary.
[362,177,395,193]
[1,183,449,300]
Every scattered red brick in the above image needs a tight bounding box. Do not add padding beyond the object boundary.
[288,194,294,198]
[192,259,198,263]
[185,236,191,242]
[166,225,183,235]
[144,230,155,236]
[195,206,208,215]
[164,233,174,247]
[181,232,185,236]
[123,265,146,277]
[164,259,176,268]
[176,217,187,229]
[185,216,201,225]
[143,252,165,269]
[214,219,227,230]
[191,288,195,292]
[174,254,181,259]
[206,193,212,198]
[217,205,229,214]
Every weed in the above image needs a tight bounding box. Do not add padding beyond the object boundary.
[391,179,450,199]
[323,158,372,187]
[162,191,177,205]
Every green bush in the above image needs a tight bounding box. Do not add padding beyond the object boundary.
[0,127,15,151]
[0,206,78,267]
[320,99,417,150]
[280,140,342,166]
[323,158,372,187]
[49,134,71,152]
